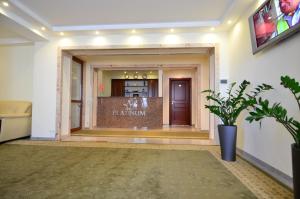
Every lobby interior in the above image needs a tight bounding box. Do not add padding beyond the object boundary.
[0,0,300,198]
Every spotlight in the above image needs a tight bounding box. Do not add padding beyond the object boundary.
[2,2,9,7]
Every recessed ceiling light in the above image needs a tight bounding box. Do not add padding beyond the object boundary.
[170,28,175,33]
[210,27,215,31]
[227,20,232,25]
[2,2,9,7]
[124,71,127,74]
[41,27,46,31]
[60,32,64,36]
[131,29,136,34]
[95,31,99,35]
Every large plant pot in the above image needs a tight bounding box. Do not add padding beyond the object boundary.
[218,125,237,162]
[292,144,300,199]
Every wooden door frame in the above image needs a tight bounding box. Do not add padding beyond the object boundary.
[71,56,84,132]
[169,78,192,126]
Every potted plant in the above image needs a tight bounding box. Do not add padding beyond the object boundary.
[203,81,272,161]
[246,75,300,199]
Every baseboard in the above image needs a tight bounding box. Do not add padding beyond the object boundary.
[236,148,293,190]
[0,136,30,144]
[30,137,56,141]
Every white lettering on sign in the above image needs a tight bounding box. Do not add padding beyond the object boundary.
[112,98,148,117]
[112,110,146,116]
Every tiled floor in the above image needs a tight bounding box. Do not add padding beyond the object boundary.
[7,140,294,199]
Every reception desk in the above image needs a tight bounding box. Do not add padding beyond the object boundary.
[97,97,163,128]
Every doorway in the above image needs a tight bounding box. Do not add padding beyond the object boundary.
[169,78,191,125]
[70,57,83,132]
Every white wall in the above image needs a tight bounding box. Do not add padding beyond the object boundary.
[0,45,33,100]
[31,41,58,138]
[228,2,300,176]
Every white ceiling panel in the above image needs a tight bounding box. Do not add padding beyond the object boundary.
[19,0,234,26]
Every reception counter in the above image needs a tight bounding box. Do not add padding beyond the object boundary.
[97,97,163,128]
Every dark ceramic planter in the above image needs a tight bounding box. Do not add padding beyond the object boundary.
[292,144,300,199]
[218,125,237,162]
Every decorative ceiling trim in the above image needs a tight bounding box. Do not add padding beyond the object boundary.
[52,21,221,32]
[9,0,52,29]
[0,38,32,45]
[0,9,47,41]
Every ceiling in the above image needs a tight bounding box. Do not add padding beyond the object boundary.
[0,0,256,45]
[19,0,233,26]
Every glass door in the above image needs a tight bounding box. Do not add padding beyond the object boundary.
[71,58,83,132]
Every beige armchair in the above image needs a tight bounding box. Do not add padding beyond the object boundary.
[0,101,32,142]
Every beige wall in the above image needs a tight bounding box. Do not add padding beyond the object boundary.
[0,45,33,101]
[98,70,158,97]
[228,2,300,176]
[90,54,210,129]
[163,69,196,125]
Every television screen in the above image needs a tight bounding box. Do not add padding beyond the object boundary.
[249,0,300,54]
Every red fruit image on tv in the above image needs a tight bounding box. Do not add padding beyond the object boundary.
[253,0,300,48]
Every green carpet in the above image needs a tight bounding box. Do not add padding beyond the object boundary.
[0,144,256,199]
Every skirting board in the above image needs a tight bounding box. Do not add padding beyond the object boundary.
[237,148,293,190]
[30,137,56,141]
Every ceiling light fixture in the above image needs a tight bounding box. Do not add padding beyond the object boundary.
[95,31,99,35]
[60,32,64,36]
[170,28,175,33]
[227,20,232,25]
[210,27,215,31]
[2,1,9,7]
[41,27,46,31]
[131,29,136,34]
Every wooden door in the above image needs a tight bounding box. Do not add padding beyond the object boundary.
[169,79,191,125]
[71,57,83,132]
[148,79,158,97]
[111,79,124,96]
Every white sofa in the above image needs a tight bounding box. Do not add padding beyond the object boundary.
[0,101,32,142]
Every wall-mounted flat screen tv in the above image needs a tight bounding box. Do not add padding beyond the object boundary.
[249,0,300,54]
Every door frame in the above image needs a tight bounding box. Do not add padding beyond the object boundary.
[58,45,218,141]
[71,56,84,132]
[169,78,192,126]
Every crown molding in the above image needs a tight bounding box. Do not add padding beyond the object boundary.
[0,9,48,41]
[52,21,221,32]
[9,0,52,29]
[0,38,32,45]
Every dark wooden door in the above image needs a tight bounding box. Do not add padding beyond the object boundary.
[71,57,83,132]
[111,79,124,96]
[169,79,191,125]
[148,79,158,97]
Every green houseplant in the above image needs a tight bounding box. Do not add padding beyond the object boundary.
[203,81,272,161]
[246,75,300,199]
